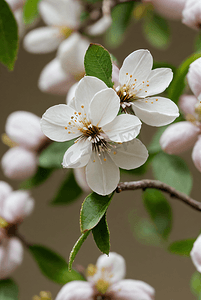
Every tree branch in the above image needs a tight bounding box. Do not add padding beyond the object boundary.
[116,180,201,211]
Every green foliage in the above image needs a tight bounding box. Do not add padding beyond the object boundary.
[105,2,135,48]
[20,167,53,189]
[0,0,18,70]
[84,43,113,88]
[143,12,170,50]
[195,33,201,52]
[143,189,172,239]
[168,239,195,256]
[92,213,110,255]
[51,171,82,205]
[80,192,113,232]
[0,279,18,300]
[29,244,84,284]
[23,0,41,24]
[39,140,74,169]
[69,231,90,271]
[152,152,192,195]
[168,52,201,104]
[191,272,201,297]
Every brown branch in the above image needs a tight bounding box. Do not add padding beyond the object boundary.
[15,231,33,248]
[116,180,201,212]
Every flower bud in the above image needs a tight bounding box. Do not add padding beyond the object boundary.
[192,136,201,172]
[143,0,186,20]
[160,121,200,154]
[190,234,201,273]
[182,0,201,30]
[74,167,90,193]
[1,147,38,180]
[5,111,47,151]
[178,95,198,116]
[187,57,201,98]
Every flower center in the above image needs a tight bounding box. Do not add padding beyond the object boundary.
[95,279,110,294]
[33,291,52,300]
[59,26,73,38]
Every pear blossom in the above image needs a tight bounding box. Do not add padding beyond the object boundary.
[114,49,179,126]
[190,234,201,273]
[41,76,148,195]
[23,0,82,54]
[55,252,155,300]
[160,58,201,172]
[1,111,48,180]
[0,181,34,279]
[182,0,201,30]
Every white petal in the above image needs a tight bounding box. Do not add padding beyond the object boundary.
[132,97,179,126]
[160,121,199,154]
[135,68,173,98]
[74,76,108,116]
[178,94,198,116]
[55,281,94,300]
[146,0,185,20]
[190,234,201,273]
[88,252,126,285]
[86,152,120,195]
[89,88,120,127]
[6,0,24,12]
[182,0,201,30]
[109,279,155,300]
[23,27,64,54]
[1,147,38,180]
[110,139,148,170]
[41,104,81,142]
[73,168,90,192]
[112,63,120,87]
[102,115,141,143]
[0,182,12,210]
[14,9,26,38]
[86,15,112,36]
[192,136,201,172]
[119,50,153,87]
[38,58,75,95]
[187,57,201,97]
[0,238,23,280]
[58,33,89,76]
[66,83,79,109]
[62,139,92,168]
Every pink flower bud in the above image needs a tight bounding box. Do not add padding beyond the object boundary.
[178,95,198,116]
[192,136,201,172]
[1,147,38,180]
[160,121,200,154]
[187,57,201,98]
[143,0,186,20]
[190,234,201,273]
[74,167,91,193]
[182,0,201,30]
[6,111,47,151]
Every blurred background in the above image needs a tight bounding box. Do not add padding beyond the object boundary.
[0,13,200,300]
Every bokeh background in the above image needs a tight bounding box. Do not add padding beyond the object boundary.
[0,15,200,300]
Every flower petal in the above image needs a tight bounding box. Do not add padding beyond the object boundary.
[102,115,141,143]
[74,167,90,192]
[55,281,94,300]
[136,68,173,98]
[86,15,112,36]
[62,139,92,168]
[132,97,179,126]
[89,88,120,127]
[23,27,64,53]
[0,181,12,210]
[192,136,201,172]
[119,50,153,87]
[110,139,148,169]
[109,279,155,300]
[178,94,198,116]
[41,104,81,142]
[86,152,120,195]
[190,234,201,273]
[187,57,201,97]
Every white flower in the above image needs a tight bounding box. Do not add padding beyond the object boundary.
[41,76,148,195]
[23,0,82,53]
[0,181,34,279]
[190,234,201,273]
[55,252,155,300]
[114,49,179,126]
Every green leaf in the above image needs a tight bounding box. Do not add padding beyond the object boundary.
[143,12,170,50]
[152,152,192,195]
[168,239,195,256]
[51,171,82,205]
[39,140,74,169]
[148,126,168,154]
[80,192,113,233]
[29,244,84,284]
[20,167,53,189]
[195,33,201,52]
[143,189,172,239]
[69,231,90,271]
[23,0,41,24]
[0,279,18,300]
[84,43,113,88]
[92,213,110,255]
[105,2,135,48]
[191,272,201,297]
[168,52,201,104]
[0,0,18,70]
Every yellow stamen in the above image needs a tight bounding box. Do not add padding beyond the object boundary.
[0,217,9,228]
[1,133,17,148]
[86,264,97,277]
[33,291,52,300]
[95,279,109,294]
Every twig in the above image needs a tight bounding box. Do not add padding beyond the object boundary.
[116,180,201,212]
[15,231,33,248]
